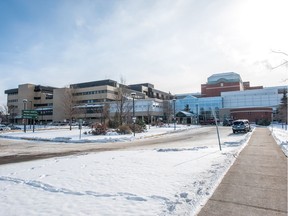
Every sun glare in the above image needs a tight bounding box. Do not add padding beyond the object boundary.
[233,0,288,57]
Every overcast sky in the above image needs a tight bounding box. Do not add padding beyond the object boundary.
[1,0,287,105]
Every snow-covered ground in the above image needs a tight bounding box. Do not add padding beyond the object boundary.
[0,124,287,216]
[0,125,194,143]
[269,124,288,157]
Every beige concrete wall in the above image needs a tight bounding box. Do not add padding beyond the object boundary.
[17,84,35,115]
[6,94,19,118]
[73,85,117,103]
[53,88,69,122]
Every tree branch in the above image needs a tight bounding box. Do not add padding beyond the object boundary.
[271,50,288,57]
[271,60,288,70]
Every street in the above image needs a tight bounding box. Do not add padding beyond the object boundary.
[0,126,233,165]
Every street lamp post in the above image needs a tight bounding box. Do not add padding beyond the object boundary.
[173,98,176,130]
[131,92,136,136]
[196,104,199,125]
[85,104,87,124]
[23,99,28,133]
[29,101,32,129]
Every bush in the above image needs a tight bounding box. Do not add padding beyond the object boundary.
[108,119,120,129]
[117,125,132,134]
[256,119,271,126]
[128,123,146,133]
[91,123,107,135]
[136,119,147,130]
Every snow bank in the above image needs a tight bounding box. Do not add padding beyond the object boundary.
[269,125,288,156]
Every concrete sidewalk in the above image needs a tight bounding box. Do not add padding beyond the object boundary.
[198,127,287,216]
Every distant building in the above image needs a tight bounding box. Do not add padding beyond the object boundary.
[4,84,57,123]
[175,72,284,124]
[230,107,273,123]
[174,94,223,124]
[201,72,263,97]
[128,83,172,100]
[5,80,171,124]
[220,86,285,122]
[4,73,285,125]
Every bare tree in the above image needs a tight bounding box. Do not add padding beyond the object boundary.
[102,103,110,125]
[271,50,288,68]
[113,77,133,126]
[271,50,288,82]
[0,105,9,123]
[7,105,16,124]
[61,87,80,130]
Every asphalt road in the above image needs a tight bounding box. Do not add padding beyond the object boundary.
[0,126,232,165]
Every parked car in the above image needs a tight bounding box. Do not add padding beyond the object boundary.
[223,118,233,126]
[8,124,21,130]
[232,119,251,133]
[0,124,11,131]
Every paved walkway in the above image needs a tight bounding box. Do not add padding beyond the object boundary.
[198,127,287,216]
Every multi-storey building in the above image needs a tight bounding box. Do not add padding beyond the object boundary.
[4,73,285,125]
[201,72,263,97]
[129,83,171,100]
[5,80,172,124]
[178,72,285,123]
[220,86,285,122]
[5,84,57,124]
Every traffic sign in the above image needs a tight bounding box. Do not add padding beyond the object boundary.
[22,110,38,119]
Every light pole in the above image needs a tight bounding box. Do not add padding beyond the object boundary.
[85,104,87,124]
[23,99,28,133]
[29,101,32,129]
[131,92,136,136]
[196,104,199,125]
[173,98,176,130]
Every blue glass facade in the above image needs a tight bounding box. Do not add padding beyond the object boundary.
[175,94,223,118]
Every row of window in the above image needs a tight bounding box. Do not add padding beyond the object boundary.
[8,99,18,103]
[73,90,108,96]
[78,99,106,103]
[7,92,18,95]
[37,110,53,115]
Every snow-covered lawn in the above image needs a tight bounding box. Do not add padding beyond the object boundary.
[0,125,287,216]
[0,125,192,143]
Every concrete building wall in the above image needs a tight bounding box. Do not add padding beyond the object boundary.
[52,88,68,122]
[18,84,35,112]
[5,84,56,123]
[72,85,117,103]
[6,90,19,120]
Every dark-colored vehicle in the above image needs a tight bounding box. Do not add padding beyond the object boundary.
[8,125,21,130]
[232,119,251,133]
[223,118,233,126]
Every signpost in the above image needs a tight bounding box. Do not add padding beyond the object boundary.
[79,119,83,139]
[212,109,222,151]
[22,110,38,132]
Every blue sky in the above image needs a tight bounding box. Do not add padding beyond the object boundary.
[1,0,288,104]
